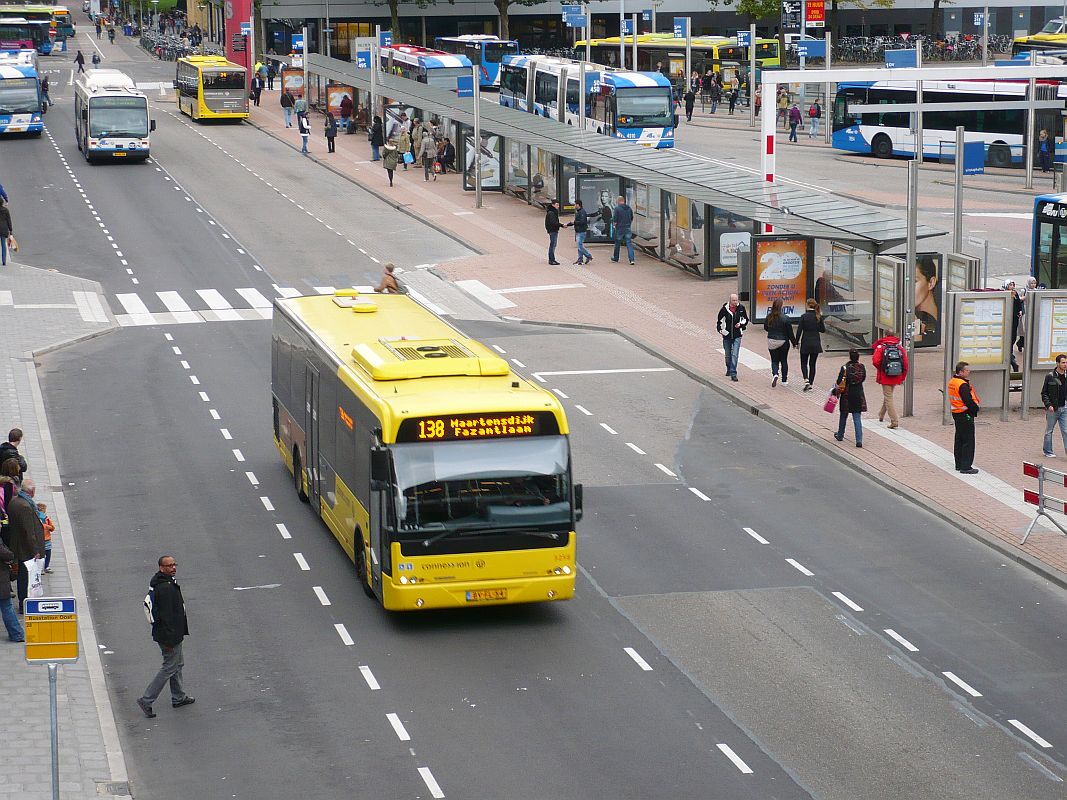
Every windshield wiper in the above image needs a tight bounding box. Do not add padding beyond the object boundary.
[420,526,562,547]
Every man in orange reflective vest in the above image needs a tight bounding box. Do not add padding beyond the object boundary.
[948,361,981,474]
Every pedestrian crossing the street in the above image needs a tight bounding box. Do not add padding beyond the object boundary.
[109,285,377,327]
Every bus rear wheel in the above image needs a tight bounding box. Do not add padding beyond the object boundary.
[989,143,1011,169]
[293,448,308,503]
[355,532,374,598]
[872,134,893,159]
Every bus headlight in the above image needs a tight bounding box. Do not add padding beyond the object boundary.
[553,567,562,575]
[562,565,571,575]
[400,575,409,584]
[415,598,425,607]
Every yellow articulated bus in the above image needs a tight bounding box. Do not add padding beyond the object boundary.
[574,33,780,81]
[174,55,248,121]
[272,291,582,611]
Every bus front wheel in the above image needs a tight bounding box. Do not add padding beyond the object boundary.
[293,448,308,503]
[989,143,1011,169]
[872,134,893,159]
[355,532,374,598]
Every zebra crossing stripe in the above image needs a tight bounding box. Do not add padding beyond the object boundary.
[196,289,242,321]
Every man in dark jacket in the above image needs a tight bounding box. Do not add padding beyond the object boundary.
[0,539,22,641]
[948,361,980,474]
[138,555,193,718]
[0,428,26,477]
[280,90,295,127]
[7,480,44,613]
[545,200,562,265]
[610,195,635,265]
[1042,353,1067,458]
[716,293,749,381]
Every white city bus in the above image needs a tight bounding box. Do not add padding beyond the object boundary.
[74,68,154,162]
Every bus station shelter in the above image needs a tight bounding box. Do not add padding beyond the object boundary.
[303,53,943,344]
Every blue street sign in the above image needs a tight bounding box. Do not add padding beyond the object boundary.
[240,21,251,35]
[795,39,826,59]
[356,50,371,68]
[622,19,633,35]
[973,12,984,27]
[673,17,688,38]
[884,48,918,68]
[565,14,585,27]
[456,75,474,98]
[642,9,651,21]
[26,597,76,615]
[291,33,304,52]
[963,140,985,175]
[379,30,393,47]
[736,29,750,47]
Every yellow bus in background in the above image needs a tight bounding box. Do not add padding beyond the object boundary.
[574,33,780,81]
[174,55,248,120]
[272,291,582,611]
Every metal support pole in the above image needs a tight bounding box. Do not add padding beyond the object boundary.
[578,59,586,131]
[302,24,308,103]
[473,64,482,209]
[49,663,59,800]
[824,30,832,144]
[585,8,591,63]
[684,17,691,94]
[953,125,964,252]
[619,0,624,69]
[749,22,757,128]
[1026,76,1036,189]
[799,0,807,109]
[915,39,923,163]
[371,24,378,122]
[249,9,256,71]
[981,5,989,66]
[903,159,918,417]
[652,3,656,33]
[632,13,638,71]
[323,0,329,57]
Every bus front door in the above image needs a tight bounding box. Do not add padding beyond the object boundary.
[304,362,320,509]
[369,486,384,598]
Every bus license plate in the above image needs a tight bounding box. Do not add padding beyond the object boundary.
[466,589,507,602]
[113,152,127,157]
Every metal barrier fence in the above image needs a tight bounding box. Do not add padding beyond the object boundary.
[1021,462,1067,544]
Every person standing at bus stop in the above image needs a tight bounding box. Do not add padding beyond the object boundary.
[1039,129,1053,173]
[949,361,980,474]
[610,195,634,265]
[297,110,311,154]
[0,198,14,267]
[872,331,908,429]
[280,89,295,127]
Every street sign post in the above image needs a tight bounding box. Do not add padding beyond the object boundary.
[379,30,392,47]
[353,36,374,68]
[26,596,78,800]
[642,9,651,22]
[884,48,918,68]
[621,18,633,35]
[736,29,750,47]
[240,21,251,35]
[456,74,474,98]
[963,140,985,175]
[673,17,688,38]
[291,33,304,52]
[795,39,826,59]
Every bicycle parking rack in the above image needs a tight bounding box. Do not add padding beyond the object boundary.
[1021,462,1067,544]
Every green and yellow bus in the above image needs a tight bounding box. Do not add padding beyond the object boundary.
[574,33,780,82]
[174,55,248,121]
[272,291,581,611]
[1012,18,1067,58]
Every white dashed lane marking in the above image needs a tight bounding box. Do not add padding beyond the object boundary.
[624,647,653,671]
[312,586,331,606]
[884,629,919,652]
[742,527,769,545]
[334,623,355,646]
[785,558,814,577]
[293,552,310,571]
[716,743,754,774]
[386,713,411,741]
[359,665,381,690]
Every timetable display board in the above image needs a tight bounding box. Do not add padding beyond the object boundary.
[1035,295,1067,365]
[396,411,560,442]
[956,295,1007,366]
[874,255,902,332]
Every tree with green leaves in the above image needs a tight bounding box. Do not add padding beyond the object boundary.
[376,0,456,44]
[496,0,549,41]
[828,0,895,39]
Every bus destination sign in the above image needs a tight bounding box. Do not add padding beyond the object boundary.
[397,411,559,442]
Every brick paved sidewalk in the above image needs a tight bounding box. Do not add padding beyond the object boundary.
[250,93,1067,585]
[0,263,128,798]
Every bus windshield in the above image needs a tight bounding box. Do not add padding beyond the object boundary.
[426,66,470,89]
[391,436,571,532]
[616,87,674,126]
[484,42,518,63]
[0,76,38,113]
[203,70,244,90]
[89,97,148,137]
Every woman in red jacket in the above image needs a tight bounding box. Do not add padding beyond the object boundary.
[872,333,909,429]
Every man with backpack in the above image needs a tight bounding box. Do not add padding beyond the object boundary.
[808,99,822,139]
[138,555,193,718]
[872,332,908,429]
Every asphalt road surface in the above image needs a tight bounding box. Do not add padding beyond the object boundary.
[13,22,1067,800]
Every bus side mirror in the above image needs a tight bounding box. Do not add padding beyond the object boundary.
[573,483,583,522]
[81,108,87,120]
[150,119,156,131]
[370,448,390,488]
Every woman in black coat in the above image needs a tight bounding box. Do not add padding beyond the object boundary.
[370,116,384,161]
[764,297,797,387]
[796,297,825,392]
[834,348,867,447]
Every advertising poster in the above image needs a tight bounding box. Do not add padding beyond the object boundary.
[754,235,812,320]
[224,0,252,74]
[281,67,304,98]
[1036,296,1067,363]
[576,174,620,243]
[719,232,750,268]
[914,252,943,348]
[327,85,353,117]
[464,131,502,191]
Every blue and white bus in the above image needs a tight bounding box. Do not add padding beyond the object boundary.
[434,34,519,87]
[0,57,45,135]
[500,55,675,148]
[1032,193,1067,289]
[74,69,154,161]
[380,45,473,90]
[832,79,1067,168]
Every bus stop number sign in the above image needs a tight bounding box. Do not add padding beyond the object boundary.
[25,597,79,664]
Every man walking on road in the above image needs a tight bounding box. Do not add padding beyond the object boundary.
[138,556,194,718]
[872,332,908,429]
[610,195,634,265]
[545,200,562,265]
[1041,353,1067,458]
[74,50,86,74]
[716,293,749,382]
[949,361,980,474]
